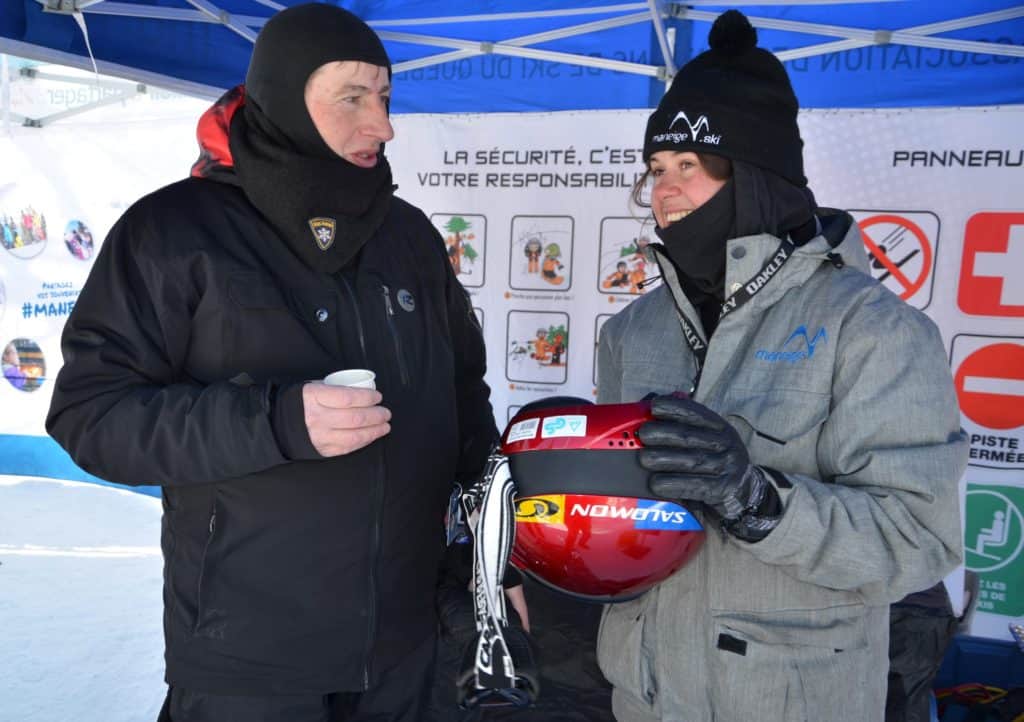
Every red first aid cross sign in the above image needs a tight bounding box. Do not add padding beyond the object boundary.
[958,212,1024,317]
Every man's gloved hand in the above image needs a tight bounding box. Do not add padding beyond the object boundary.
[638,394,782,542]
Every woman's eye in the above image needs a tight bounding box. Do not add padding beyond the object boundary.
[651,168,664,177]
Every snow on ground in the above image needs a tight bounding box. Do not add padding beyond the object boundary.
[0,475,165,722]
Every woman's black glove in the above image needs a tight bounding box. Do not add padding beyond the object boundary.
[638,394,781,542]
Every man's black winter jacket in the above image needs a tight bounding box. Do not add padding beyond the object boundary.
[46,175,496,694]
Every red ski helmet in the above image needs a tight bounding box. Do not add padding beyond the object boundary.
[501,396,705,602]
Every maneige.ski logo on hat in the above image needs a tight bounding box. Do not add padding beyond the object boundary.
[308,217,337,251]
[652,111,722,147]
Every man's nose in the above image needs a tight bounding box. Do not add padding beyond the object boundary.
[366,100,395,142]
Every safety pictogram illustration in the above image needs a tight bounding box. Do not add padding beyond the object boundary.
[431,213,486,288]
[966,485,1024,617]
[958,211,1024,318]
[850,210,938,310]
[950,334,1024,470]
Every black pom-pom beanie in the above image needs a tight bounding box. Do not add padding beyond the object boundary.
[643,9,806,187]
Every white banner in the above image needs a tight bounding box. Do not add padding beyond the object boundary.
[2,99,1022,639]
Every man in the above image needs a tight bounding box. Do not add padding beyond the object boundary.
[46,5,496,721]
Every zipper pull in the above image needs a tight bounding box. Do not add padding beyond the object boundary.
[209,511,216,534]
[381,285,394,316]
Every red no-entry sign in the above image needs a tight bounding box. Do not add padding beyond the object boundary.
[955,342,1024,430]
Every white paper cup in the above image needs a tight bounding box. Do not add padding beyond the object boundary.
[323,369,376,390]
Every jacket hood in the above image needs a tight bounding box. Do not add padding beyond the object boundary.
[190,85,245,185]
[817,210,870,274]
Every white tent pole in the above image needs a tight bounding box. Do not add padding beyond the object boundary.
[25,87,138,127]
[682,0,901,4]
[0,38,223,100]
[647,0,677,77]
[82,3,267,27]
[385,12,661,77]
[664,26,675,91]
[371,4,649,27]
[183,0,257,42]
[678,6,1024,59]
[20,69,143,91]
[381,11,651,52]
[248,0,284,11]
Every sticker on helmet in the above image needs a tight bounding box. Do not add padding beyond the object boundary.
[540,414,587,438]
[507,418,540,443]
[568,499,703,531]
[515,495,565,524]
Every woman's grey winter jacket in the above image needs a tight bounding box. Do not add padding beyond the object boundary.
[595,211,966,722]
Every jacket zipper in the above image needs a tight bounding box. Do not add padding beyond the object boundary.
[337,273,368,360]
[381,284,410,387]
[193,506,217,633]
[336,271,379,691]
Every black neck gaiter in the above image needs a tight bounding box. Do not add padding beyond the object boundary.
[732,161,818,243]
[653,163,817,336]
[654,177,736,305]
[229,100,394,273]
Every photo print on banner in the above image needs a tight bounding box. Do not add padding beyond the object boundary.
[509,215,573,291]
[598,217,660,297]
[850,209,939,311]
[2,337,46,393]
[2,206,48,260]
[431,213,486,287]
[506,310,569,385]
[62,219,96,262]
[958,211,1024,318]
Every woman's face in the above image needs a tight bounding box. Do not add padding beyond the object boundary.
[649,150,728,229]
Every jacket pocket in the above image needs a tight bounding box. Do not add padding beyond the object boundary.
[597,595,658,710]
[192,494,226,640]
[721,387,830,477]
[709,605,871,722]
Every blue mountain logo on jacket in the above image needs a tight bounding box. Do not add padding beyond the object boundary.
[755,325,827,364]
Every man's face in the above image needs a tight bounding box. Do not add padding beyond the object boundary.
[304,61,394,167]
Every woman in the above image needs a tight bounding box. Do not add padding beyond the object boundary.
[595,11,966,722]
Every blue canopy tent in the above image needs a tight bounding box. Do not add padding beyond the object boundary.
[2,0,1022,475]
[1,0,1022,502]
[1,0,1023,117]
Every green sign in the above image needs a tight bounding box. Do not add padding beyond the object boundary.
[965,484,1024,617]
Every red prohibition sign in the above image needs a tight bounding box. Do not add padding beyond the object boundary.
[858,214,933,300]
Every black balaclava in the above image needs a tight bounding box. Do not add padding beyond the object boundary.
[230,3,395,273]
